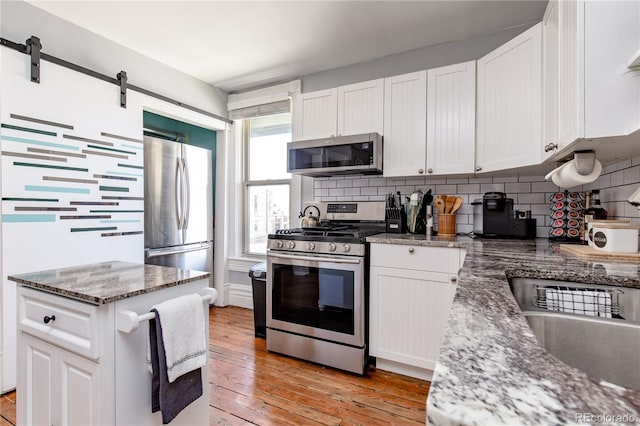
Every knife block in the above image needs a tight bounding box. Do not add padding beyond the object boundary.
[385,207,405,233]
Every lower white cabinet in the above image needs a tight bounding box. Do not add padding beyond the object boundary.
[21,333,101,426]
[17,278,210,425]
[369,243,463,380]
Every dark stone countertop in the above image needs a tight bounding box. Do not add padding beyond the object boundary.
[366,234,640,425]
[8,261,210,305]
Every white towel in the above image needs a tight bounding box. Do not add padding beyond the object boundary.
[151,293,207,383]
[545,289,612,318]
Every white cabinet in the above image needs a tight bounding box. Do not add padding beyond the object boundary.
[542,0,559,161]
[21,333,101,426]
[294,79,383,140]
[17,278,210,425]
[426,61,476,175]
[550,0,640,154]
[295,88,338,140]
[382,71,427,177]
[369,243,463,379]
[476,23,542,173]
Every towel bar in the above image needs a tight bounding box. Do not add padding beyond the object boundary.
[116,287,217,333]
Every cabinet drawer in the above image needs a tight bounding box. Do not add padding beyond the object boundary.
[18,287,100,360]
[370,243,460,273]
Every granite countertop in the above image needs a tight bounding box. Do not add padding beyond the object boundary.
[367,234,640,425]
[8,261,211,305]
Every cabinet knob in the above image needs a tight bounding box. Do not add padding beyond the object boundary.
[408,247,415,254]
[450,277,458,284]
[43,315,56,324]
[475,166,482,172]
[418,169,424,174]
[427,168,433,174]
[544,143,558,152]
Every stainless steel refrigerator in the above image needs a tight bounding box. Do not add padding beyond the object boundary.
[144,136,213,277]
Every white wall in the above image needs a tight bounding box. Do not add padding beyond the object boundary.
[0,0,228,119]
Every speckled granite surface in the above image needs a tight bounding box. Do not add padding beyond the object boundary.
[8,261,210,305]
[367,235,640,425]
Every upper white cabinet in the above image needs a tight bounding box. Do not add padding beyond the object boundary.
[426,61,476,175]
[295,88,338,140]
[337,79,384,136]
[549,0,640,154]
[383,71,427,177]
[476,23,542,173]
[294,79,383,141]
[542,0,559,161]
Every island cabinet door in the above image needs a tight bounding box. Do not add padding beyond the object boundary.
[19,332,101,426]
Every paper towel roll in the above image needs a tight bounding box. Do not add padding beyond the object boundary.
[546,159,602,189]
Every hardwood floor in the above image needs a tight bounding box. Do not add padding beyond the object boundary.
[0,306,430,425]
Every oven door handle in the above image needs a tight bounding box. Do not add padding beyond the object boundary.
[268,253,362,265]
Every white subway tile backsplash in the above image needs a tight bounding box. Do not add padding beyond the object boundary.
[505,182,531,193]
[311,157,640,238]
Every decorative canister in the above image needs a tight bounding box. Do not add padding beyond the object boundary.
[591,224,639,253]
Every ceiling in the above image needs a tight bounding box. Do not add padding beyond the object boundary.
[28,1,547,93]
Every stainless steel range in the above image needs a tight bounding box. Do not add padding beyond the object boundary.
[266,201,385,375]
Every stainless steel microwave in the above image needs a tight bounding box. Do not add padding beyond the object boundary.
[287,132,383,177]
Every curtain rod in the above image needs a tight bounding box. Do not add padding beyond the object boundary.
[0,36,233,125]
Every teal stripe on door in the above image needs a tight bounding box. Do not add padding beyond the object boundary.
[25,185,91,194]
[2,214,56,222]
[117,163,143,170]
[1,136,79,151]
[122,144,143,150]
[1,123,57,137]
[106,171,143,177]
[87,145,136,155]
[70,226,118,233]
[99,186,129,192]
[13,162,88,172]
[2,197,59,202]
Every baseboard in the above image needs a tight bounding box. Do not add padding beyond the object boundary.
[374,358,433,381]
[227,282,254,309]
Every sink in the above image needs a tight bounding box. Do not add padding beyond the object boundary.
[509,277,640,390]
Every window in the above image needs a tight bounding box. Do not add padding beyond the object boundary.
[243,113,292,255]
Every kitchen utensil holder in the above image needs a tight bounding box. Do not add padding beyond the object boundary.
[438,214,456,236]
[385,207,405,233]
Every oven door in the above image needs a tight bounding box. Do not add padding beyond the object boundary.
[267,251,365,347]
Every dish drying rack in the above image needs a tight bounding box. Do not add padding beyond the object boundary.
[532,283,623,318]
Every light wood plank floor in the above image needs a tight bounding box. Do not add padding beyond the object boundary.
[1,306,429,425]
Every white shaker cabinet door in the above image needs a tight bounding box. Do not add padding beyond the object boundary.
[426,61,476,175]
[542,0,560,160]
[337,79,384,136]
[383,71,427,178]
[20,333,55,426]
[59,348,101,426]
[476,23,542,173]
[295,88,338,140]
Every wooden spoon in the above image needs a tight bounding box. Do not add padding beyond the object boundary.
[444,197,455,214]
[434,197,445,214]
[450,196,464,214]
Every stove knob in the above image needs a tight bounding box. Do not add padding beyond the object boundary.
[287,241,296,249]
[307,242,315,251]
[328,243,337,252]
[275,240,284,248]
[342,244,351,253]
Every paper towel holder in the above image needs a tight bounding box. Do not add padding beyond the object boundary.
[573,150,596,175]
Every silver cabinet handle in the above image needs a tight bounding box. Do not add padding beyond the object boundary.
[475,166,482,172]
[418,169,424,174]
[544,143,558,152]
[408,247,415,254]
[450,276,458,284]
[427,168,433,173]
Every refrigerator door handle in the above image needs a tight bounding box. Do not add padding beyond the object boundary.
[183,156,191,230]
[146,243,212,258]
[175,157,183,230]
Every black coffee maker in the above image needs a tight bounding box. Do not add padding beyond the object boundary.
[480,192,536,238]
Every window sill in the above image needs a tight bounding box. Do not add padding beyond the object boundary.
[228,255,266,273]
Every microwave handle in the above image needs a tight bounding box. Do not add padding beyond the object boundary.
[268,252,361,265]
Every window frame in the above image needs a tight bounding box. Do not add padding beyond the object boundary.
[241,114,292,256]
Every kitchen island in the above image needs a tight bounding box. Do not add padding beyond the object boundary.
[8,261,213,426]
[367,235,640,425]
